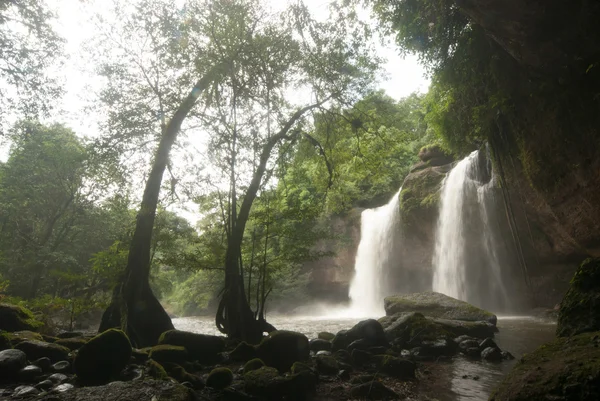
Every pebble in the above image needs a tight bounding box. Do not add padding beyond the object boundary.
[13,385,39,397]
[53,383,74,393]
[48,373,68,384]
[52,360,70,373]
[35,379,54,391]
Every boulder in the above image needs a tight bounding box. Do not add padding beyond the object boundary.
[146,360,168,380]
[490,331,600,401]
[243,358,265,374]
[13,385,39,397]
[18,364,42,382]
[315,354,339,375]
[376,355,416,379]
[48,373,69,384]
[33,357,52,372]
[351,349,372,365]
[206,367,233,389]
[332,319,388,351]
[229,341,257,362]
[15,340,70,362]
[149,345,188,365]
[52,360,71,373]
[384,292,497,324]
[0,349,27,380]
[309,338,332,353]
[0,304,44,332]
[481,347,503,361]
[556,258,600,337]
[73,329,132,385]
[5,330,43,345]
[257,330,309,372]
[243,366,317,399]
[418,144,452,164]
[0,331,11,351]
[158,330,225,363]
[168,365,205,390]
[55,337,88,351]
[318,332,335,341]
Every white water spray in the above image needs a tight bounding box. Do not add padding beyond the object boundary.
[348,189,402,316]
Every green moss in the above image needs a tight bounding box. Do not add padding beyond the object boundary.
[0,304,44,332]
[206,367,233,390]
[55,337,88,350]
[147,360,169,380]
[5,330,43,345]
[399,168,445,226]
[149,344,188,365]
[0,330,11,350]
[244,358,266,374]
[290,361,312,375]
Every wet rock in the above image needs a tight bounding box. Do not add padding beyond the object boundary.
[146,360,168,380]
[0,348,27,380]
[229,341,257,362]
[0,303,43,332]
[479,337,499,350]
[120,365,143,381]
[13,385,39,397]
[315,350,331,356]
[206,367,233,389]
[131,348,149,363]
[481,346,503,361]
[168,365,205,390]
[350,381,398,399]
[351,349,372,365]
[501,350,515,360]
[19,364,42,382]
[53,360,71,373]
[48,373,68,384]
[309,338,332,352]
[35,379,53,390]
[57,332,84,339]
[158,330,225,363]
[316,354,339,375]
[257,330,309,372]
[318,332,335,341]
[54,383,74,393]
[243,366,279,397]
[149,345,188,365]
[464,347,482,358]
[5,331,43,345]
[458,339,480,352]
[454,335,476,344]
[244,366,317,399]
[33,357,52,372]
[15,340,70,362]
[377,355,416,379]
[333,349,352,364]
[290,361,313,375]
[348,338,372,352]
[74,329,132,385]
[334,319,388,351]
[418,338,456,357]
[243,358,265,374]
[55,337,88,351]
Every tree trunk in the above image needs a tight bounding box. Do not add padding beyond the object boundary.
[99,71,218,347]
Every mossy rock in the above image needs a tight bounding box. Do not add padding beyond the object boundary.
[149,344,188,365]
[243,366,281,397]
[376,355,416,379]
[243,358,265,374]
[318,332,335,341]
[0,331,11,351]
[418,144,452,163]
[257,330,309,372]
[290,361,313,375]
[55,337,88,351]
[0,304,44,333]
[5,331,44,345]
[244,366,317,399]
[169,365,205,390]
[316,354,339,375]
[158,330,225,363]
[399,167,448,225]
[384,292,497,324]
[15,340,70,363]
[73,329,132,385]
[229,341,257,362]
[332,319,387,351]
[206,367,233,390]
[146,359,169,380]
[556,258,600,337]
[490,331,600,401]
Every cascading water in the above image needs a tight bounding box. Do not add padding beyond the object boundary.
[348,189,402,316]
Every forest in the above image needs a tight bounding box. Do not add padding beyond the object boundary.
[1,0,600,400]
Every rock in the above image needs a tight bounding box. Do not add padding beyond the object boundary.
[377,355,416,379]
[48,373,68,384]
[54,383,75,393]
[5,330,44,345]
[0,348,27,380]
[350,381,398,399]
[458,339,480,353]
[53,360,71,373]
[318,332,335,341]
[290,361,313,375]
[206,367,233,389]
[149,345,188,365]
[243,358,265,374]
[35,379,53,390]
[131,348,149,363]
[418,144,452,163]
[332,319,388,351]
[33,357,52,372]
[348,338,372,352]
[13,385,39,397]
[316,354,339,375]
[501,350,515,360]
[479,337,499,350]
[257,330,309,372]
[557,258,600,337]
[158,330,225,363]
[120,365,143,382]
[351,349,372,365]
[0,331,10,351]
[243,366,317,399]
[490,331,600,401]
[368,346,389,355]
[40,380,193,401]
[384,292,497,324]
[0,304,43,332]
[309,338,332,352]
[417,338,456,358]
[146,360,168,380]
[55,337,88,351]
[15,340,70,362]
[339,369,351,380]
[243,366,280,397]
[73,329,132,385]
[57,332,84,339]
[481,347,503,361]
[168,365,205,390]
[229,341,257,362]
[333,349,352,364]
[316,350,331,356]
[19,364,42,382]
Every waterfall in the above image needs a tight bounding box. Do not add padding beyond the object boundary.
[432,149,511,310]
[348,189,402,316]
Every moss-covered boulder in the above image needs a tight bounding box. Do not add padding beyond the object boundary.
[206,367,233,390]
[158,330,225,363]
[15,340,70,363]
[146,359,168,380]
[5,330,44,345]
[168,365,205,389]
[243,358,265,374]
[149,344,188,365]
[73,329,132,384]
[384,292,497,324]
[418,144,453,165]
[332,319,388,351]
[55,337,88,351]
[557,258,600,337]
[257,330,309,372]
[229,341,257,362]
[316,354,339,375]
[243,366,317,399]
[399,166,448,223]
[490,331,600,401]
[0,304,44,333]
[290,361,313,375]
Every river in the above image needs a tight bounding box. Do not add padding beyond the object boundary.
[173,314,556,401]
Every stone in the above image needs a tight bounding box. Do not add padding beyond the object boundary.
[229,341,257,362]
[479,337,499,350]
[348,338,372,352]
[290,361,313,375]
[5,330,44,345]
[158,330,225,363]
[418,144,452,163]
[73,329,132,385]
[243,366,317,399]
[243,358,265,374]
[384,292,497,324]
[0,331,10,351]
[131,348,149,363]
[350,381,398,399]
[19,364,42,382]
[481,347,503,361]
[351,349,372,365]
[54,383,75,392]
[146,360,168,380]
[332,319,387,351]
[501,350,515,360]
[148,345,188,365]
[15,340,70,362]
[206,367,233,389]
[0,348,27,380]
[339,369,351,380]
[33,357,52,372]
[458,339,480,352]
[315,350,331,356]
[333,349,352,364]
[557,258,600,337]
[256,330,309,372]
[418,338,456,358]
[48,373,68,384]
[35,379,54,390]
[315,354,339,375]
[0,303,43,332]
[309,338,332,352]
[318,332,335,341]
[13,385,39,397]
[168,365,205,390]
[57,331,84,339]
[55,337,88,351]
[368,346,389,355]
[243,366,280,396]
[377,355,416,379]
[53,360,71,373]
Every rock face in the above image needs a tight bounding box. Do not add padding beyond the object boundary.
[73,329,132,384]
[384,292,497,324]
[556,258,600,337]
[0,304,44,332]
